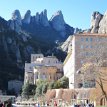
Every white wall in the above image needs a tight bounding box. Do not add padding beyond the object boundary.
[63,36,75,89]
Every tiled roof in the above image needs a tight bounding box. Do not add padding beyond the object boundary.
[75,33,107,37]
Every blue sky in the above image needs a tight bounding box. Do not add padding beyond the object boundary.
[0,0,107,29]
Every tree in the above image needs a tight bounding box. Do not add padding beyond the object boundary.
[53,76,69,89]
[42,83,48,94]
[59,76,69,88]
[54,80,61,89]
[79,59,107,100]
[35,79,49,97]
[48,81,55,89]
[21,82,36,99]
[35,84,43,97]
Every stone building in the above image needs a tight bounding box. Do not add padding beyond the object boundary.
[64,33,107,89]
[24,54,63,84]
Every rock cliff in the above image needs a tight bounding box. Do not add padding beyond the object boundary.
[39,9,50,27]
[98,11,107,33]
[50,10,66,37]
[90,10,107,34]
[8,10,22,32]
[90,11,103,33]
[50,11,65,31]
[8,9,74,39]
[23,10,31,24]
[61,35,72,53]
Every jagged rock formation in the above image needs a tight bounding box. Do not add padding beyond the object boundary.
[35,12,39,24]
[61,35,72,53]
[50,11,66,37]
[90,11,103,33]
[98,11,107,33]
[12,10,22,25]
[90,10,107,34]
[39,9,50,27]
[23,10,31,24]
[21,9,49,26]
[8,9,74,39]
[8,10,22,32]
[74,28,83,34]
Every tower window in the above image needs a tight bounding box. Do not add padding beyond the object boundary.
[81,38,84,41]
[90,38,93,41]
[86,38,88,41]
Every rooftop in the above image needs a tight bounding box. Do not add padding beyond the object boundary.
[75,33,107,37]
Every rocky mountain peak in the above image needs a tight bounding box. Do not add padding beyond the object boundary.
[8,10,22,32]
[50,10,66,37]
[39,9,50,27]
[90,11,103,33]
[8,9,74,37]
[23,10,31,24]
[12,10,22,25]
[50,10,65,31]
[35,12,39,23]
[89,10,107,34]
[98,11,107,33]
[53,10,63,16]
[43,9,47,16]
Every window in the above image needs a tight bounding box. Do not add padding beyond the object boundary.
[86,38,88,41]
[81,38,84,41]
[90,46,93,48]
[90,38,93,41]
[78,83,83,88]
[86,45,89,48]
[81,60,83,64]
[81,45,83,49]
[84,80,96,88]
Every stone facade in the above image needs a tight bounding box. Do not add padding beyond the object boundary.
[64,33,107,89]
[24,54,63,84]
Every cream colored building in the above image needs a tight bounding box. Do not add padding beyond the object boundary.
[64,33,107,89]
[24,54,63,84]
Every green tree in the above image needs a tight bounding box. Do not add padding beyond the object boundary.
[59,76,69,88]
[48,81,55,89]
[54,80,61,89]
[35,84,43,97]
[21,82,36,99]
[42,83,48,94]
